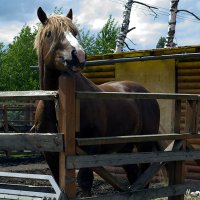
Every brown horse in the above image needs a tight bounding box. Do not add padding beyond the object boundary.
[33,7,160,196]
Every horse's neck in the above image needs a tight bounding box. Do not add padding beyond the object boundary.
[75,73,101,92]
[40,65,59,116]
[41,65,60,90]
[40,63,101,92]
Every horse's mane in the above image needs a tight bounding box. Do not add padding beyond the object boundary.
[34,15,79,55]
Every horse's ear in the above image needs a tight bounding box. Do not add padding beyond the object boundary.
[37,7,48,24]
[66,9,73,20]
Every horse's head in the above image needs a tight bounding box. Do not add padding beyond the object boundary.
[35,7,86,73]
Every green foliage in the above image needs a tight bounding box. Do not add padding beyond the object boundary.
[94,15,120,54]
[80,15,120,55]
[79,30,96,56]
[156,36,177,48]
[53,6,63,15]
[0,25,38,91]
[156,36,166,48]
[0,42,4,59]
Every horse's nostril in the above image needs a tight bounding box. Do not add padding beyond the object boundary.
[71,50,77,57]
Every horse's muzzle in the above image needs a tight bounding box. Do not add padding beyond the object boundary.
[65,50,86,72]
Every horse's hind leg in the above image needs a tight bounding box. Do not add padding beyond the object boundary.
[119,144,139,184]
[77,168,94,197]
[137,142,157,188]
[122,164,140,184]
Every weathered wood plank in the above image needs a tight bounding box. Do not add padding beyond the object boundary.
[170,99,185,200]
[0,133,63,152]
[76,182,200,200]
[76,133,200,146]
[174,100,181,133]
[185,100,199,134]
[168,141,185,200]
[0,90,58,101]
[186,141,200,166]
[66,150,200,169]
[76,91,199,100]
[58,74,76,198]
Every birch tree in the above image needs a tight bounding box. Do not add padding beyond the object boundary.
[165,1,200,48]
[115,0,157,52]
[115,0,134,52]
[165,0,179,48]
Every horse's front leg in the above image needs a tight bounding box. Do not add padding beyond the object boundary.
[77,168,94,197]
[76,144,100,196]
[33,100,59,183]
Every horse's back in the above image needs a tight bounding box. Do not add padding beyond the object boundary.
[99,80,149,92]
[99,81,160,135]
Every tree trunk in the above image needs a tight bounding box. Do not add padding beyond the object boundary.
[115,0,134,52]
[165,0,179,48]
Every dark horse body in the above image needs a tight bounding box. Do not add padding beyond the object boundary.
[33,7,160,195]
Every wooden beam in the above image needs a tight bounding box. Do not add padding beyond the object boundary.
[66,150,200,169]
[58,74,76,199]
[174,100,181,133]
[76,133,200,146]
[169,99,185,200]
[0,133,63,152]
[0,90,58,101]
[76,91,199,100]
[168,143,185,200]
[76,182,200,200]
[185,100,199,134]
[186,141,200,166]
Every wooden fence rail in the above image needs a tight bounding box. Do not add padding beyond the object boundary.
[76,133,200,146]
[76,91,200,100]
[0,133,63,152]
[0,90,58,101]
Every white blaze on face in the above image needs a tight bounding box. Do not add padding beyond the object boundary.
[64,32,83,50]
[64,32,86,64]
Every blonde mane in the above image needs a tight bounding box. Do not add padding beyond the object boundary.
[34,15,79,55]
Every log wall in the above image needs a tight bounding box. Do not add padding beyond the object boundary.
[176,59,200,181]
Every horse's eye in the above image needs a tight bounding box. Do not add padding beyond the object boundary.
[46,31,51,38]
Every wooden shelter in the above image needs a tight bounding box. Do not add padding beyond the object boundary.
[84,45,200,182]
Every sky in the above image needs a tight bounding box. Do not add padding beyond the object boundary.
[1,0,200,50]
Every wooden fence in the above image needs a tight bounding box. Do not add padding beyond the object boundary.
[0,74,199,200]
[0,104,35,133]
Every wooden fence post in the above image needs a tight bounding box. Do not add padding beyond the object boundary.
[185,100,199,134]
[168,100,185,200]
[58,74,76,199]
